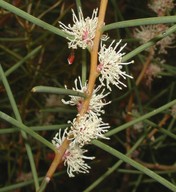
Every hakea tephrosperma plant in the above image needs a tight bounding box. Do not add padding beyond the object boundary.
[49,4,134,178]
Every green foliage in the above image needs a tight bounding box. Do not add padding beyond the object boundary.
[0,0,176,192]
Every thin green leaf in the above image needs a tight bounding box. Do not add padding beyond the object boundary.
[103,16,176,31]
[0,65,40,190]
[93,140,176,192]
[32,86,86,97]
[5,46,42,77]
[0,111,56,152]
[106,99,176,137]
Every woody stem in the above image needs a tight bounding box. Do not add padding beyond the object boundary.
[79,0,108,116]
[40,0,109,187]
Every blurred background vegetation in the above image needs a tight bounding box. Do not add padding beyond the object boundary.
[0,0,176,191]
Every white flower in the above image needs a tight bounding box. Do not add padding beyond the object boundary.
[52,129,94,177]
[155,24,175,54]
[133,24,175,54]
[88,85,111,116]
[97,40,133,91]
[59,8,98,49]
[148,0,175,16]
[62,77,111,115]
[133,25,157,44]
[62,77,86,112]
[64,145,94,177]
[52,128,69,149]
[68,114,110,147]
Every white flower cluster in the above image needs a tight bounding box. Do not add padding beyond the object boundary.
[133,24,175,54]
[62,77,111,114]
[53,7,133,177]
[52,129,95,177]
[148,0,175,16]
[60,8,133,91]
[59,8,98,49]
[97,40,133,90]
[68,113,110,147]
[53,77,110,177]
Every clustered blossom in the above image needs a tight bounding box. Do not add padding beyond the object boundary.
[62,77,87,112]
[53,77,111,177]
[52,129,94,177]
[68,114,110,147]
[62,77,111,115]
[156,24,176,54]
[133,24,175,54]
[97,40,133,90]
[148,0,175,16]
[53,7,134,177]
[59,8,98,49]
[133,25,157,44]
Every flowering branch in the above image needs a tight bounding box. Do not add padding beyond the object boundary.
[43,0,134,182]
[38,1,109,189]
[79,0,108,116]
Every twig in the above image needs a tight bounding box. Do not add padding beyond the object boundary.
[38,1,108,191]
[136,159,176,171]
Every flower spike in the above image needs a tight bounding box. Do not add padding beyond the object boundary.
[97,40,133,90]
